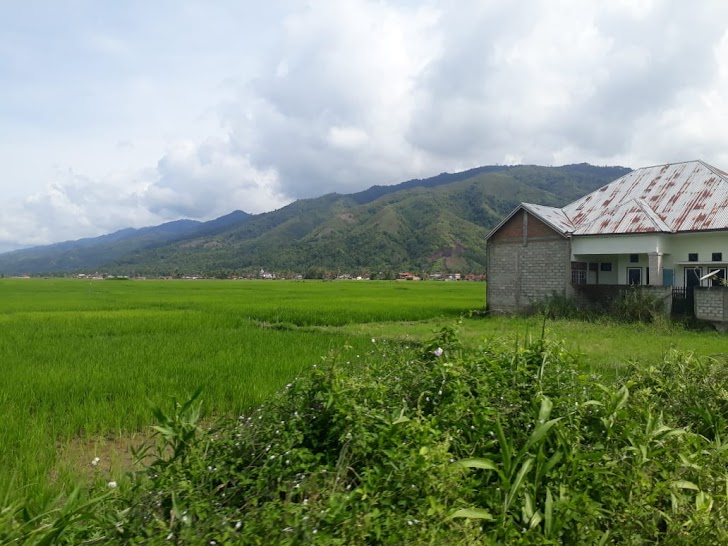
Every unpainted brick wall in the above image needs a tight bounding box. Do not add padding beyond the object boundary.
[487,210,571,313]
[695,288,728,321]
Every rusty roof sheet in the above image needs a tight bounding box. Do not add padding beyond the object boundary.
[521,203,574,233]
[491,160,728,240]
[559,160,728,235]
[573,198,672,235]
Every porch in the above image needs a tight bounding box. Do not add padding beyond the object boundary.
[570,252,667,286]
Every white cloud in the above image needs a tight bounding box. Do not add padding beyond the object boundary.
[231,0,442,195]
[144,138,288,218]
[3,0,728,249]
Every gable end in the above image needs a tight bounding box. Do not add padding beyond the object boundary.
[489,210,566,243]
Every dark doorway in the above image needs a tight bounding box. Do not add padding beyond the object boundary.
[674,267,702,317]
[627,267,642,285]
[685,267,702,288]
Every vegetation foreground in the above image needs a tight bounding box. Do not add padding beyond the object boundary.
[4,328,728,544]
[3,279,728,543]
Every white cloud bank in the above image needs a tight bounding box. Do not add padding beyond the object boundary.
[2,0,728,250]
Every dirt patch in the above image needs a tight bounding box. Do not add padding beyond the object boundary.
[52,431,154,486]
[337,213,356,223]
[51,418,221,487]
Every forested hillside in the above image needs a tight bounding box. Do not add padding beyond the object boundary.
[0,164,629,276]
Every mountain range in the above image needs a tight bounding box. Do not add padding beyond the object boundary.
[0,163,630,277]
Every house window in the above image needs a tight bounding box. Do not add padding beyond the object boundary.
[688,253,698,262]
[600,263,612,272]
[571,262,587,284]
[712,252,723,262]
[627,267,642,285]
[629,254,639,263]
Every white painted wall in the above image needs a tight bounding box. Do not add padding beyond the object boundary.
[664,232,727,264]
[571,231,728,287]
[571,234,667,256]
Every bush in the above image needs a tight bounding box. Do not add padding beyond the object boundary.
[611,286,666,323]
[5,329,728,544]
[528,287,669,324]
[526,293,592,320]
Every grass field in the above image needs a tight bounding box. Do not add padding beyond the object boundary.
[1,278,725,507]
[0,278,484,503]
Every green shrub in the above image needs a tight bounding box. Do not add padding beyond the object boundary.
[5,329,728,544]
[529,287,669,324]
[611,287,666,323]
[527,293,586,320]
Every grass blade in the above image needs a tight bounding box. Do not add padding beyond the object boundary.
[505,457,533,512]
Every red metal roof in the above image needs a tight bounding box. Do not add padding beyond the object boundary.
[524,160,728,236]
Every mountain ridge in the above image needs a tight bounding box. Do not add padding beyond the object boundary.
[0,163,630,276]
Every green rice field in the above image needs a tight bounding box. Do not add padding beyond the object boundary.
[0,278,484,503]
[1,278,725,505]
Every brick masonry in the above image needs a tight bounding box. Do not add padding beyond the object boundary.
[694,287,728,323]
[487,210,571,312]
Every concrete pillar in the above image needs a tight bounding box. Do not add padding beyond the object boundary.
[648,252,663,285]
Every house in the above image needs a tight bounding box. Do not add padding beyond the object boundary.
[486,160,728,313]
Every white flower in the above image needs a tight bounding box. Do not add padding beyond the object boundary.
[433,347,444,357]
[371,338,376,343]
[91,457,100,466]
[107,481,117,488]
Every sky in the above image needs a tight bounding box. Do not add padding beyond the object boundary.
[2,0,728,252]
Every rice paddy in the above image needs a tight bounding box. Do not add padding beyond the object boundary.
[0,278,484,502]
